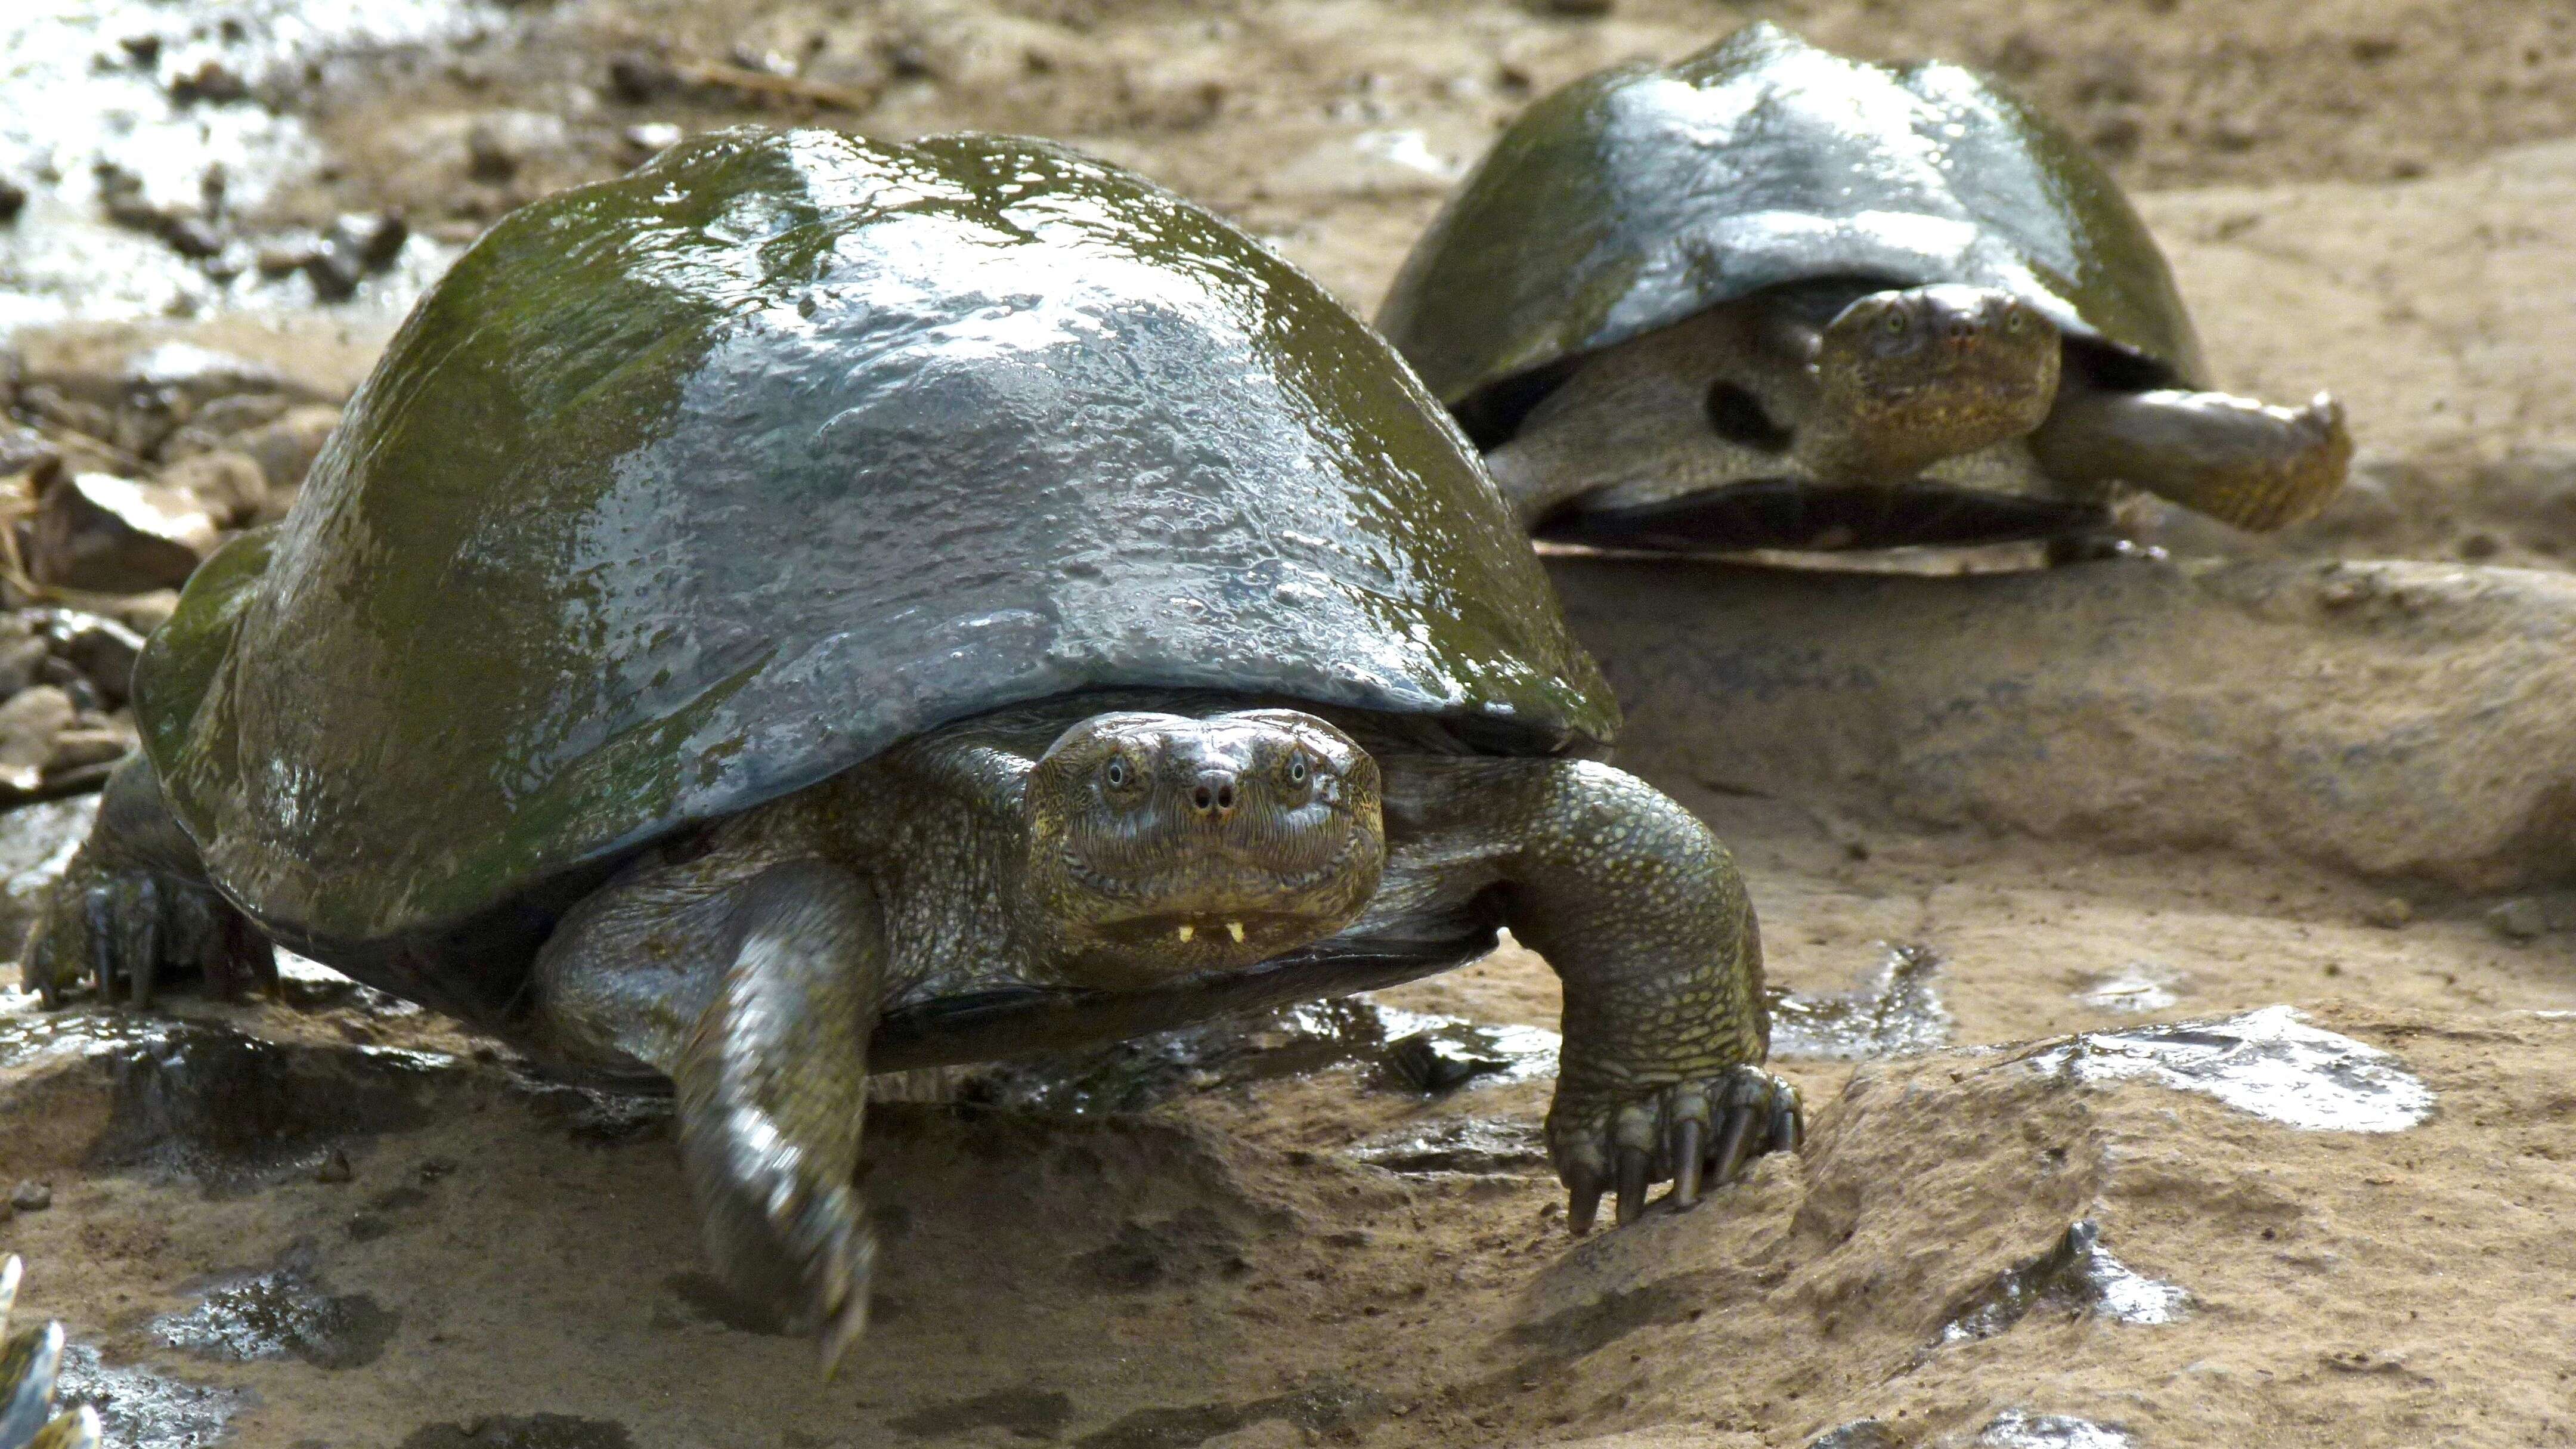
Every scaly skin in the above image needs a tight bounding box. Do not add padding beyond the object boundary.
[26,691,1791,1365]
[1,1256,105,1449]
[1483,281,2350,549]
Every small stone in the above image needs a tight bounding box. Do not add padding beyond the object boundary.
[316,1148,355,1184]
[46,725,131,775]
[157,448,270,526]
[11,1179,52,1212]
[623,122,684,160]
[0,686,78,792]
[27,470,218,593]
[234,405,340,496]
[304,212,408,302]
[606,52,677,103]
[1544,0,1615,13]
[0,176,26,226]
[169,59,249,104]
[109,590,182,636]
[2363,896,2413,929]
[2487,897,2548,941]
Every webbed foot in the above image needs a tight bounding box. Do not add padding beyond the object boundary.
[21,852,273,1010]
[682,1115,875,1373]
[2032,387,2352,531]
[1,1256,104,1449]
[1547,1066,1802,1235]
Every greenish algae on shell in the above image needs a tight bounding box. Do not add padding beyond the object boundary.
[134,128,1616,954]
[1376,22,2208,431]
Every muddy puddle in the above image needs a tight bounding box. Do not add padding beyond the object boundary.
[974,994,1559,1116]
[1770,942,1953,1060]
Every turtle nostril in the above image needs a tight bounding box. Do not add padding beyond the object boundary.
[1190,774,1239,816]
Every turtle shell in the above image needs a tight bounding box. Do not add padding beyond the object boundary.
[1376,22,2209,443]
[135,128,1615,965]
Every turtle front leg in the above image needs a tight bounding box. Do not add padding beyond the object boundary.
[2030,385,2351,531]
[530,854,883,1371]
[20,756,275,1008]
[1397,758,1799,1234]
[1,1255,105,1449]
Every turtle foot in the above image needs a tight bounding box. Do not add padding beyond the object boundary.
[682,1119,876,1376]
[1,1256,104,1449]
[1547,1066,1802,1236]
[21,854,274,1010]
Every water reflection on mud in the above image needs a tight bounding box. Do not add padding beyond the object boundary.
[1770,943,1952,1060]
[2024,1005,2434,1132]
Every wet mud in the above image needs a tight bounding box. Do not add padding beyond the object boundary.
[4,1,2576,1447]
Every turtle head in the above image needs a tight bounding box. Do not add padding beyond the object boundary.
[1815,284,2062,475]
[1022,709,1386,986]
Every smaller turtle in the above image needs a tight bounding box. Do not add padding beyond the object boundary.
[0,1255,104,1449]
[1376,23,2352,556]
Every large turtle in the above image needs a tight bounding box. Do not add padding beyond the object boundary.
[1,1256,100,1449]
[1376,23,2352,556]
[18,129,1797,1366]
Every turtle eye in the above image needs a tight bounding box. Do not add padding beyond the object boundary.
[2004,311,2024,333]
[1104,757,1130,790]
[1286,754,1309,786]
[1884,311,1908,335]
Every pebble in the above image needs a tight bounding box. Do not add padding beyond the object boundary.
[317,1148,355,1184]
[29,470,216,594]
[157,448,270,527]
[2487,897,2548,941]
[11,1179,52,1212]
[0,176,25,226]
[2363,895,2413,929]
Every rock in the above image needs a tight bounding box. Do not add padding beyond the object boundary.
[2364,896,2414,929]
[10,1179,52,1211]
[1546,0,1615,13]
[607,51,678,103]
[169,59,249,104]
[157,447,268,525]
[0,176,25,225]
[107,589,181,636]
[622,123,683,161]
[0,686,77,792]
[47,726,130,775]
[305,212,410,302]
[0,618,53,698]
[1551,555,2576,891]
[464,111,568,184]
[317,1147,355,1184]
[27,470,217,593]
[34,608,147,705]
[0,425,58,478]
[2487,897,2549,940]
[233,404,340,500]
[156,392,291,463]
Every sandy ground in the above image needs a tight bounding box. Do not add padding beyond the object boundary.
[5,3,2576,1448]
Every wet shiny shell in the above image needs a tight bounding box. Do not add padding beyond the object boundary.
[135,128,1614,949]
[1376,23,2210,435]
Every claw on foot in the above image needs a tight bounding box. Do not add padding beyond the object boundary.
[1553,1066,1803,1236]
[0,1256,101,1449]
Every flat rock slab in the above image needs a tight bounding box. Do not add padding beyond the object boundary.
[1551,552,2576,891]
